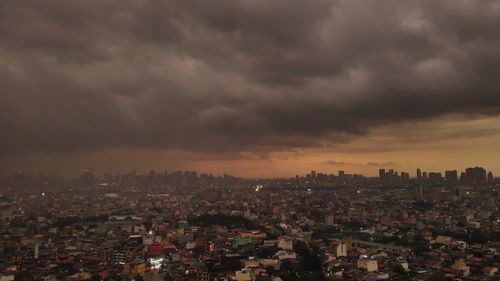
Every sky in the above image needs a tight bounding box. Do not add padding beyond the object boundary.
[1,0,500,178]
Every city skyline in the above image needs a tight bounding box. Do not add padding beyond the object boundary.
[2,147,500,179]
[3,165,495,181]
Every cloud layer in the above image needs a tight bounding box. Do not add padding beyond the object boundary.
[1,0,500,157]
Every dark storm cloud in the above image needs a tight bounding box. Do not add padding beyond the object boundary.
[1,0,500,156]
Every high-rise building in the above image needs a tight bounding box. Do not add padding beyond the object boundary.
[460,172,466,182]
[401,172,410,183]
[465,166,487,185]
[487,171,493,183]
[417,185,424,200]
[417,169,422,181]
[456,186,462,200]
[428,172,443,182]
[147,169,156,184]
[445,170,458,182]
[379,169,386,180]
[311,170,317,184]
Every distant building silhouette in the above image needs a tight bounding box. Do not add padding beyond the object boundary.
[487,171,494,183]
[445,170,458,182]
[338,170,345,182]
[464,166,487,185]
[417,185,424,200]
[401,172,410,183]
[379,169,386,180]
[428,172,443,182]
[80,168,95,186]
[311,170,317,184]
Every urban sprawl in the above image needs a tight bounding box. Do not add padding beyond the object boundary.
[0,166,499,281]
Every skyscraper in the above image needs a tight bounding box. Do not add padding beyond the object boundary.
[417,185,424,200]
[379,169,386,180]
[428,172,443,182]
[445,170,458,182]
[465,166,487,185]
[416,169,422,181]
[401,172,410,183]
[338,170,345,178]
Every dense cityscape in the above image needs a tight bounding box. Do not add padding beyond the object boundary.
[1,166,499,281]
[2,1,500,281]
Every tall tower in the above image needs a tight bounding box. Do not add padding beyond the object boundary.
[338,170,345,182]
[311,170,317,185]
[417,185,424,200]
[379,169,386,180]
